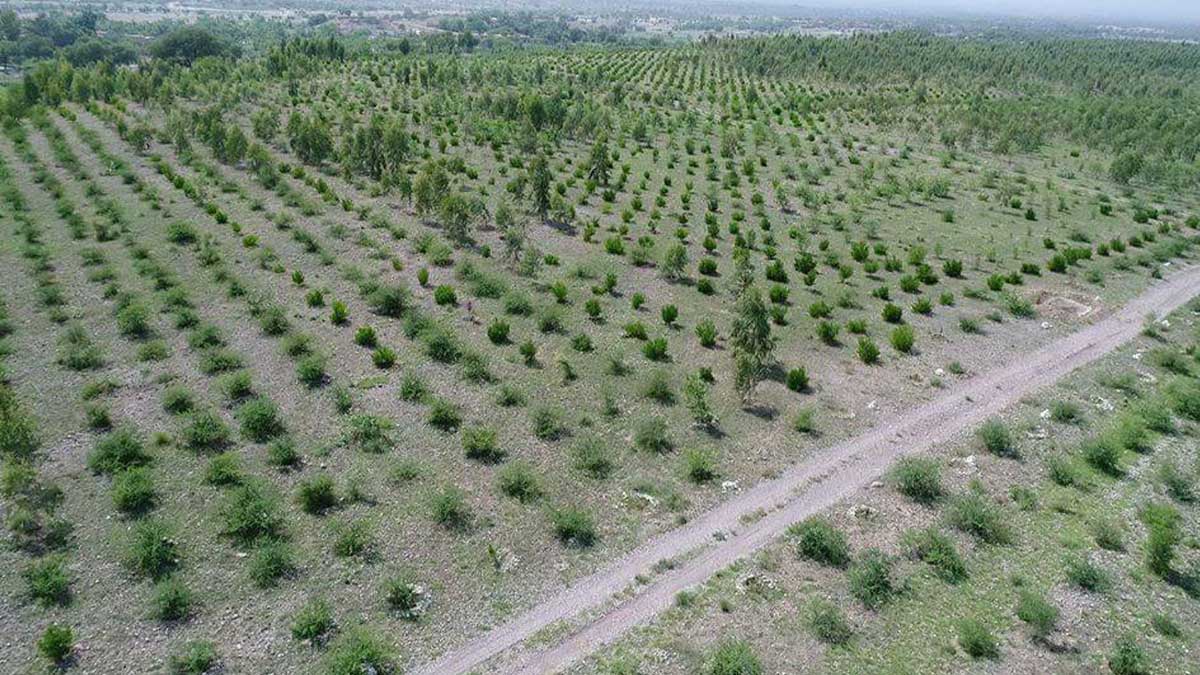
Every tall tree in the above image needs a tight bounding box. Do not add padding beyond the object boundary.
[730,286,774,404]
[529,154,551,219]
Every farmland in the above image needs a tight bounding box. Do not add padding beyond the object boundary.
[1,10,1199,675]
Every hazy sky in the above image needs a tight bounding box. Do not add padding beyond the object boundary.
[750,0,1200,23]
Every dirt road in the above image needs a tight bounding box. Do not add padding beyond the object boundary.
[412,264,1200,675]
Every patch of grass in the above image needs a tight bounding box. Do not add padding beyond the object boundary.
[431,486,472,531]
[236,397,285,442]
[497,461,542,502]
[707,639,762,675]
[322,628,395,675]
[1107,635,1150,675]
[36,624,73,664]
[1064,555,1111,592]
[150,576,193,621]
[125,519,180,580]
[248,540,296,588]
[296,474,338,515]
[463,426,503,462]
[220,480,286,544]
[23,555,71,607]
[87,426,150,475]
[571,435,615,478]
[112,467,157,515]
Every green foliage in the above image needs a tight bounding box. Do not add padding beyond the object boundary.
[891,457,942,504]
[945,493,1012,544]
[291,598,335,643]
[220,480,286,544]
[901,527,966,583]
[707,639,762,675]
[1016,590,1058,640]
[807,599,853,645]
[88,426,150,475]
[169,641,219,674]
[37,624,73,664]
[789,517,850,568]
[977,418,1017,458]
[848,549,895,609]
[957,619,999,659]
[322,628,395,675]
[549,505,597,547]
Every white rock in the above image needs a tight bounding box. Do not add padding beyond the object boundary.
[1041,321,1051,329]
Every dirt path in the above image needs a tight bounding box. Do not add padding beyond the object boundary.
[411,263,1200,675]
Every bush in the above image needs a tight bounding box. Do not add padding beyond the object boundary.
[1081,437,1122,476]
[88,426,150,475]
[945,493,1012,544]
[881,303,903,323]
[37,624,73,664]
[792,408,816,434]
[901,527,966,583]
[367,284,410,317]
[427,398,462,432]
[848,549,895,609]
[1108,636,1150,675]
[332,518,373,558]
[431,486,472,531]
[372,346,396,369]
[383,575,426,618]
[221,480,286,544]
[531,406,568,441]
[1016,590,1058,640]
[707,639,762,675]
[237,397,284,442]
[322,628,395,675]
[248,540,296,588]
[957,619,999,659]
[571,435,615,478]
[856,337,880,364]
[23,556,71,607]
[291,598,335,643]
[181,409,230,453]
[890,325,915,353]
[642,370,675,404]
[633,417,672,453]
[112,467,157,515]
[550,505,597,547]
[463,426,503,462]
[434,285,457,306]
[162,387,195,415]
[696,320,718,347]
[978,418,1017,458]
[497,462,542,502]
[785,367,809,393]
[296,474,338,515]
[151,577,193,621]
[267,438,302,469]
[487,319,510,344]
[684,448,718,483]
[807,599,852,645]
[790,517,850,568]
[125,519,180,580]
[1065,555,1110,591]
[169,641,218,674]
[642,337,669,361]
[891,457,942,504]
[296,354,327,388]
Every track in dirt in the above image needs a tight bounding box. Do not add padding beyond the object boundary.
[412,265,1200,675]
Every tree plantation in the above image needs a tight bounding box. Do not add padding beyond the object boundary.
[0,7,1198,675]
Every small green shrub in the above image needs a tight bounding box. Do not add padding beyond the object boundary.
[248,540,296,588]
[891,457,942,504]
[291,598,335,643]
[23,555,71,607]
[37,624,73,664]
[181,409,230,453]
[497,461,542,502]
[463,426,503,462]
[296,474,338,515]
[169,641,218,674]
[322,628,395,675]
[1107,636,1150,675]
[431,486,472,531]
[550,506,597,547]
[707,639,761,675]
[900,527,966,583]
[957,619,999,659]
[237,397,285,442]
[1065,555,1111,592]
[790,517,850,568]
[633,417,672,453]
[571,435,615,478]
[150,576,193,621]
[848,549,895,609]
[220,480,286,544]
[125,519,179,580]
[88,426,150,475]
[807,599,853,645]
[112,467,157,515]
[978,418,1017,458]
[1016,590,1058,640]
[945,493,1012,544]
[427,398,462,432]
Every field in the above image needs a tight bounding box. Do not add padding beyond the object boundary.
[1,20,1199,675]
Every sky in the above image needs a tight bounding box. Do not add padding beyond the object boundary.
[742,0,1200,23]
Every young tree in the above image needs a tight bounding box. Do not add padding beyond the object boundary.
[588,136,612,186]
[529,154,551,219]
[730,286,774,404]
[661,243,689,281]
[684,372,717,430]
[414,160,450,217]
